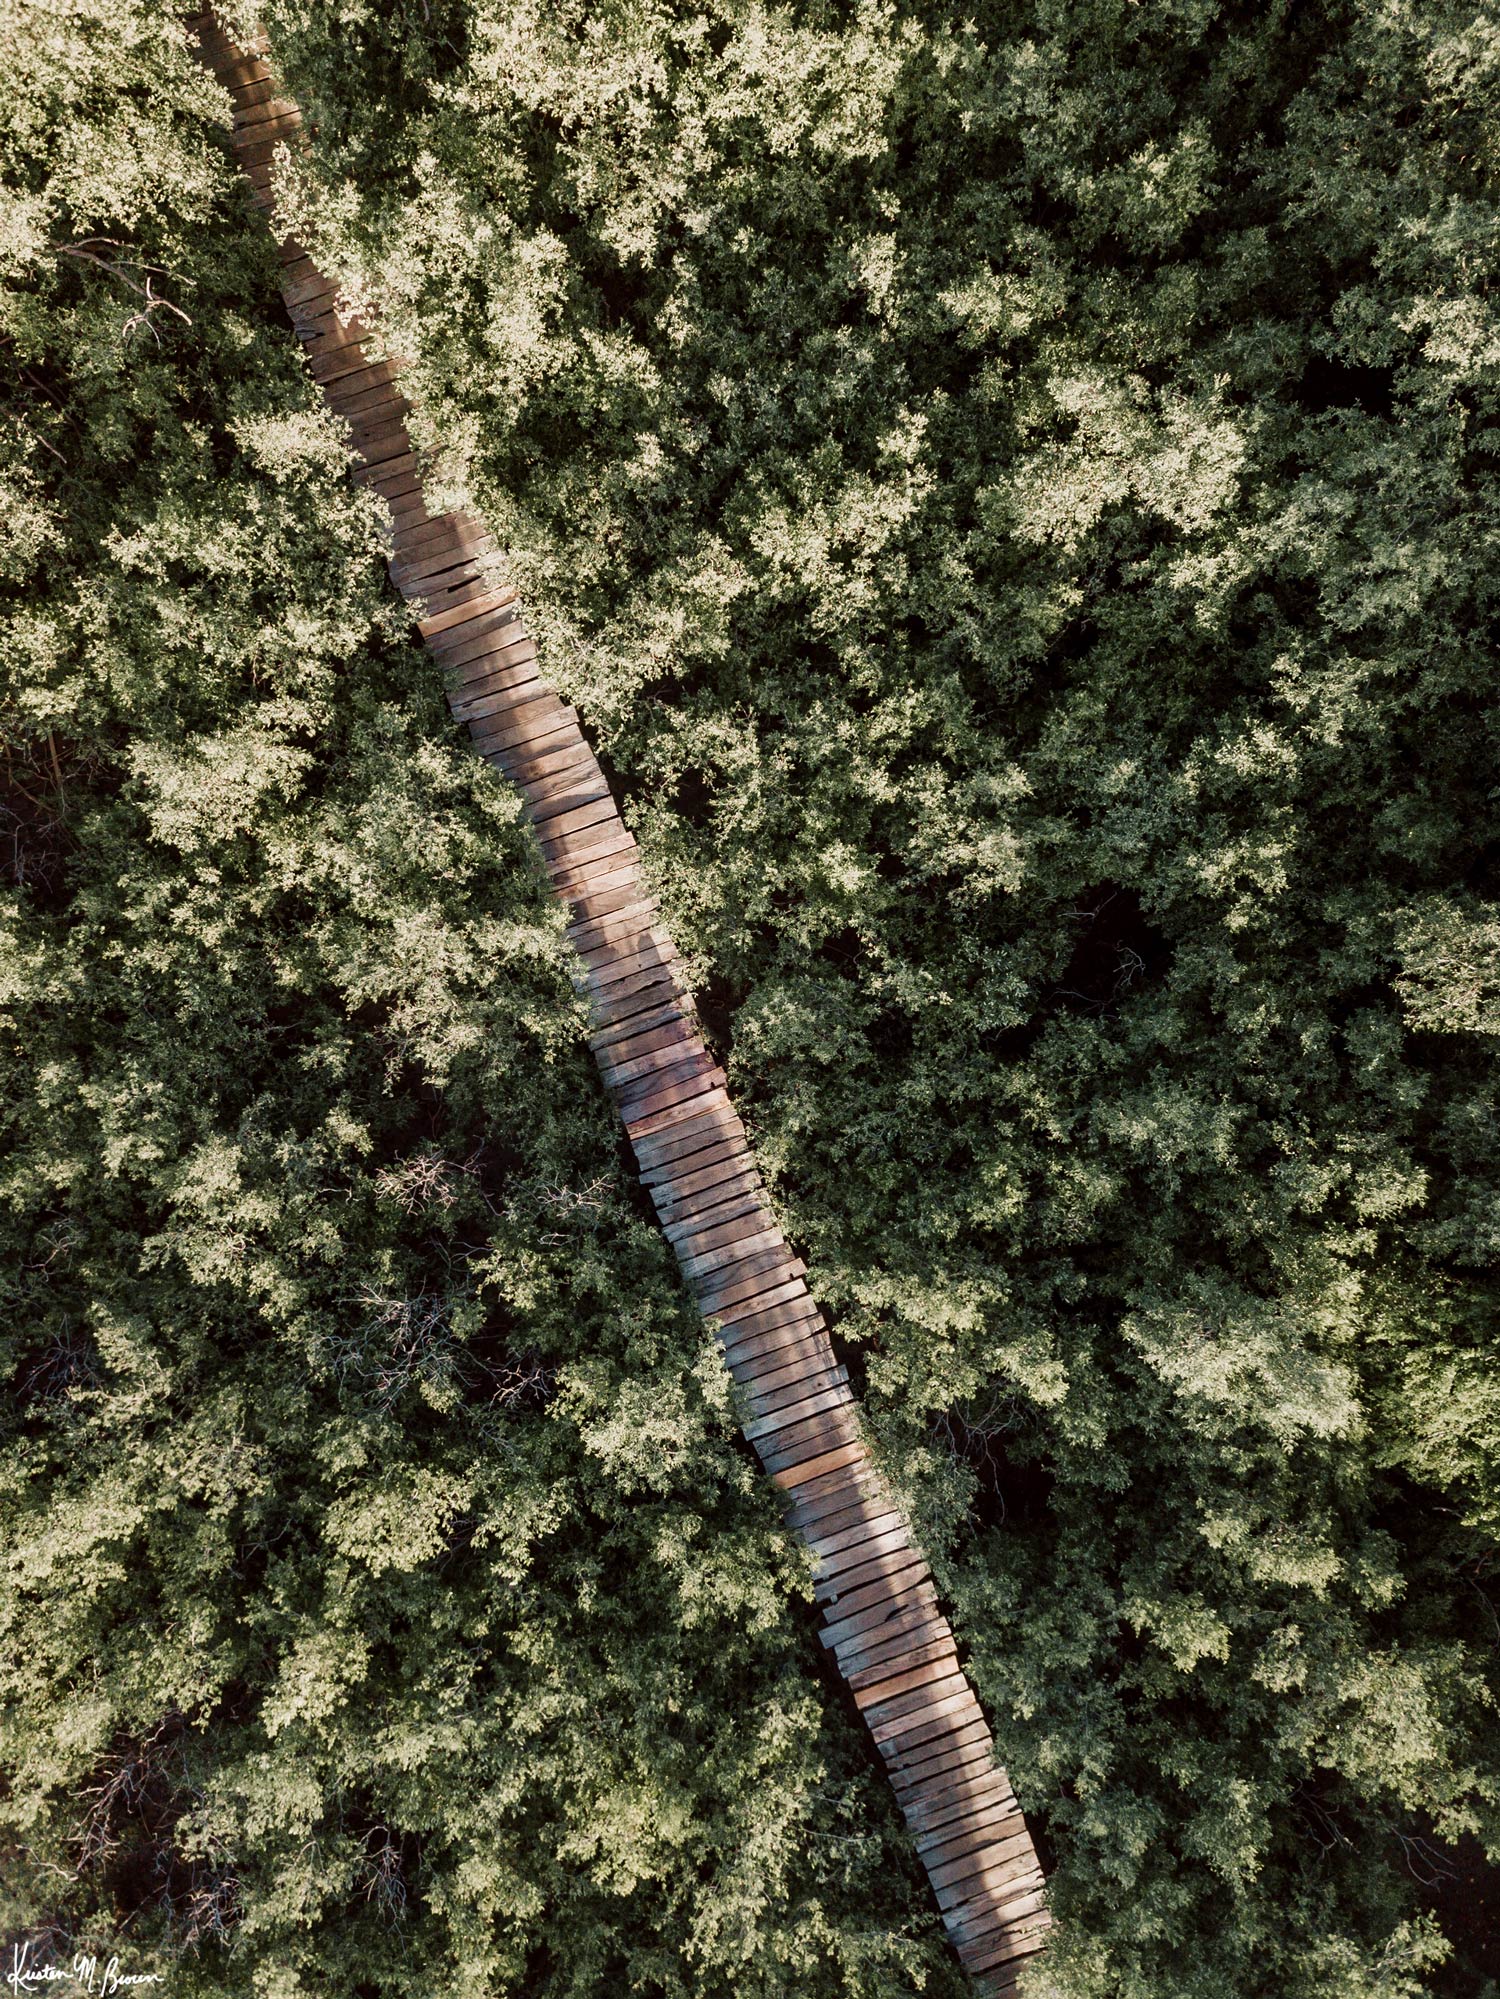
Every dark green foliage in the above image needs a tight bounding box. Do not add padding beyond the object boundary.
[250,0,1500,1992]
[0,10,960,1995]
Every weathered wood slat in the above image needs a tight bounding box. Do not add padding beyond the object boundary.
[193,16,1050,1985]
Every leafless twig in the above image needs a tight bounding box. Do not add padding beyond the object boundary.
[51,239,193,343]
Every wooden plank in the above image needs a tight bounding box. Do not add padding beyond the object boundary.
[917,1808,1024,1877]
[678,1225,786,1286]
[829,1597,946,1673]
[961,1882,1050,1939]
[351,422,414,469]
[659,1177,767,1237]
[209,49,272,89]
[817,1536,927,1597]
[617,1054,719,1115]
[600,1029,705,1091]
[499,750,602,802]
[903,1771,1020,1841]
[311,344,392,388]
[786,1478,889,1537]
[360,475,429,520]
[326,361,406,407]
[918,1808,1032,1869]
[468,692,570,751]
[443,640,539,697]
[804,1503,912,1567]
[592,972,693,1032]
[706,1287,817,1346]
[812,1543,928,1607]
[839,1611,953,1680]
[709,1286,819,1337]
[419,563,513,616]
[393,533,496,587]
[760,1414,867,1482]
[230,73,287,109]
[801,1510,909,1568]
[942,1884,1047,1948]
[487,719,586,776]
[452,678,548,735]
[333,379,414,424]
[561,871,651,924]
[286,291,348,331]
[280,270,334,310]
[538,801,625,856]
[616,1058,720,1120]
[628,1099,738,1164]
[652,1157,761,1216]
[940,1871,1047,1930]
[328,372,410,419]
[929,1831,1040,1897]
[780,1457,879,1516]
[888,1722,994,1784]
[236,99,305,135]
[899,1749,1015,1818]
[393,540,495,590]
[744,1382,857,1446]
[233,130,305,170]
[635,1126,742,1179]
[411,564,503,612]
[447,669,544,727]
[546,832,642,892]
[592,1013,696,1071]
[342,388,408,425]
[566,892,657,944]
[886,1724,994,1792]
[563,877,652,929]
[534,782,618,836]
[573,915,675,970]
[397,509,489,560]
[815,1555,931,1629]
[724,1336,837,1392]
[574,900,663,952]
[743,1363,847,1418]
[714,1295,824,1349]
[416,585,517,638]
[850,1646,958,1711]
[563,865,655,918]
[586,999,686,1064]
[732,1319,840,1383]
[625,1078,733,1142]
[964,1920,1052,1979]
[673,1210,781,1271]
[671,1204,779,1260]
[892,1752,1001,1824]
[816,1543,926,1612]
[816,1512,909,1566]
[656,1160,762,1214]
[770,1440,865,1491]
[726,1321,835,1375]
[871,1687,980,1753]
[556,835,648,891]
[492,733,595,791]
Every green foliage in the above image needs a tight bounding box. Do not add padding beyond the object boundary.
[253,0,1500,1991]
[0,8,959,1995]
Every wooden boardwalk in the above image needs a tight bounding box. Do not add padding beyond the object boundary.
[192,16,1050,1988]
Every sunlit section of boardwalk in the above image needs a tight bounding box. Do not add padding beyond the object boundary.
[192,16,1050,1986]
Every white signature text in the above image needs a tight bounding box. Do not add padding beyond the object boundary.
[7,1946,164,1997]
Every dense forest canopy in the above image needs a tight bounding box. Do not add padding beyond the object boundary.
[3,1,1499,1996]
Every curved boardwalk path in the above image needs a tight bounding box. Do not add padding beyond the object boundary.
[193,15,1050,1989]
